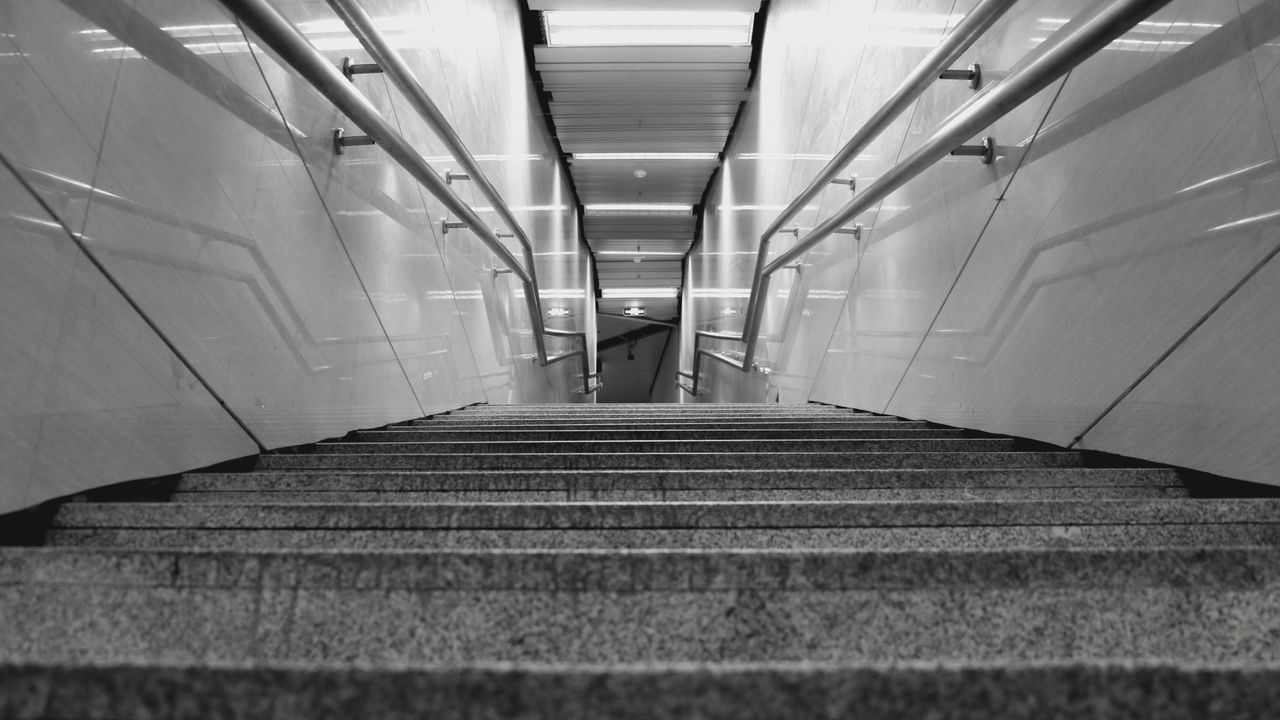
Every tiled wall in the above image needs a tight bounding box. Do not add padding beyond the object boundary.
[688,0,1280,485]
[0,0,594,514]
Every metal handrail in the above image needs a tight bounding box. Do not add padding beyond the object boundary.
[683,0,1171,396]
[324,0,548,362]
[544,328,601,395]
[740,0,1019,353]
[220,0,597,393]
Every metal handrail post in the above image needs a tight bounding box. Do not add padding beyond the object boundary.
[758,0,1170,279]
[544,328,599,394]
[324,0,549,362]
[739,0,1019,363]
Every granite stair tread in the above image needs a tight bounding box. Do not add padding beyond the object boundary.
[7,402,1280,717]
[6,660,1280,720]
[353,427,968,441]
[176,467,1185,491]
[254,450,1084,471]
[165,486,1192,503]
[310,438,1015,454]
[6,545,1280,664]
[48,498,1280,530]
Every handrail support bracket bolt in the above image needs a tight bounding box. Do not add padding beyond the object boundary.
[333,128,375,155]
[951,136,996,165]
[341,56,383,80]
[940,62,982,90]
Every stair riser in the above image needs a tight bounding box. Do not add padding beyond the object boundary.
[57,498,1266,530]
[4,664,1278,720]
[4,586,1278,665]
[177,468,1182,492]
[310,439,1014,455]
[414,417,926,422]
[448,408,866,413]
[9,547,1273,591]
[45,524,1280,551]
[253,452,1082,471]
[167,487,1191,503]
[355,429,967,441]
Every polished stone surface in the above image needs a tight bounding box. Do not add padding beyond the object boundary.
[254,450,1083,471]
[683,0,1280,487]
[0,0,594,514]
[3,661,1280,720]
[177,467,1184,491]
[46,523,1280,552]
[49,499,1280,530]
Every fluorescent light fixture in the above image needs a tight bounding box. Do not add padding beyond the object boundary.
[544,11,754,46]
[585,204,692,214]
[573,152,718,161]
[596,250,685,257]
[602,287,679,299]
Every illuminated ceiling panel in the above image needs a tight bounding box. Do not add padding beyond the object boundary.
[529,2,763,320]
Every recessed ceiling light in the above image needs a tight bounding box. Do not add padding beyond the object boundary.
[596,250,685,256]
[543,11,754,46]
[633,168,647,179]
[602,287,679,299]
[573,152,719,161]
[585,204,692,214]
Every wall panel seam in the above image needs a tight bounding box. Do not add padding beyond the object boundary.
[0,150,266,453]
[879,75,1072,416]
[242,28,426,419]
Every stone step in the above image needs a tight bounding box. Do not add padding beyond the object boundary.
[448,406,865,414]
[253,451,1082,471]
[353,428,968,441]
[308,439,1015,455]
[49,499,1280,530]
[177,468,1183,492]
[7,546,1274,591]
[46,522,1280,551]
[5,661,1277,720]
[441,410,877,417]
[5,547,1280,664]
[408,420,936,430]
[424,412,887,420]
[168,486,1190,503]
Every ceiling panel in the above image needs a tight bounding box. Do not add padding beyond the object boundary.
[584,214,697,237]
[530,3,760,17]
[588,239,690,253]
[530,2,762,315]
[546,89,750,103]
[540,70,751,87]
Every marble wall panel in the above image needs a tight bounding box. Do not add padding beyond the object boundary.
[0,157,256,514]
[686,0,1280,481]
[883,0,1280,450]
[0,0,592,511]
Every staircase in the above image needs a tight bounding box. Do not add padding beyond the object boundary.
[3,403,1280,718]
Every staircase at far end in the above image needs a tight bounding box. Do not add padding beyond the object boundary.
[3,403,1280,718]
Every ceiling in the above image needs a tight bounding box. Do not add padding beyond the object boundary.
[527,0,763,325]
